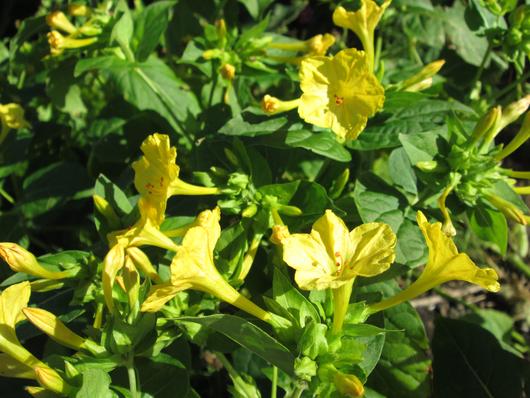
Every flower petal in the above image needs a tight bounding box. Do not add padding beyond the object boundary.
[347,222,396,277]
[0,281,31,328]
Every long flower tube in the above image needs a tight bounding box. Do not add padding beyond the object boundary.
[141,208,273,323]
[367,212,500,315]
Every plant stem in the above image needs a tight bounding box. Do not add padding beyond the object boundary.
[507,254,530,279]
[271,366,278,398]
[470,43,492,95]
[126,354,139,398]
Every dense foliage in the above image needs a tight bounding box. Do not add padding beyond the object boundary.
[0,0,529,396]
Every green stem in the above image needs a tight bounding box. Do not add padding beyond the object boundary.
[332,280,354,334]
[492,71,530,101]
[470,43,492,94]
[126,354,139,398]
[271,366,278,398]
[507,254,530,279]
[0,186,14,204]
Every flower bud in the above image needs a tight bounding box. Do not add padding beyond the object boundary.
[401,60,445,90]
[261,95,300,115]
[215,18,227,40]
[220,63,236,80]
[404,77,432,92]
[333,372,365,397]
[241,204,258,218]
[470,106,502,146]
[126,247,161,282]
[202,49,222,60]
[0,354,35,379]
[416,160,438,171]
[24,386,51,398]
[93,194,121,229]
[46,11,76,34]
[68,4,91,17]
[329,168,350,199]
[34,366,72,395]
[277,204,303,216]
[486,193,527,225]
[498,95,530,132]
[0,243,71,280]
[64,361,79,379]
[496,112,530,160]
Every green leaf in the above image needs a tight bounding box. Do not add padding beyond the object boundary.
[365,282,431,398]
[219,114,289,137]
[285,130,351,162]
[272,265,320,328]
[111,1,134,48]
[432,317,525,398]
[135,353,189,398]
[75,57,200,135]
[389,148,418,195]
[469,204,508,255]
[133,1,176,61]
[178,314,295,375]
[443,2,489,66]
[21,162,92,217]
[76,368,112,398]
[399,128,447,165]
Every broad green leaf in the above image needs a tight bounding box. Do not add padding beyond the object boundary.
[432,317,525,398]
[364,281,431,398]
[389,148,418,195]
[469,204,508,255]
[178,314,295,375]
[76,368,113,398]
[21,162,92,217]
[285,130,351,162]
[111,1,134,48]
[133,1,176,61]
[443,2,489,66]
[399,128,447,164]
[219,114,289,137]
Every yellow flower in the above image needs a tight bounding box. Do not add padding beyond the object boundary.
[220,63,236,80]
[0,242,76,280]
[0,103,30,144]
[298,48,385,141]
[46,11,77,34]
[0,282,71,393]
[261,95,300,115]
[332,1,391,70]
[368,211,500,314]
[334,372,365,397]
[132,133,220,225]
[141,208,272,322]
[277,210,396,291]
[46,30,97,56]
[268,33,336,56]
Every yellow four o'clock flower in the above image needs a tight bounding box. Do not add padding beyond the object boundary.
[103,133,220,311]
[141,208,272,323]
[263,49,385,142]
[332,0,391,71]
[0,282,71,394]
[368,212,500,315]
[132,133,220,224]
[275,209,396,332]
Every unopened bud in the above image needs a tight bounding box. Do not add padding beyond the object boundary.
[241,204,258,218]
[64,362,80,379]
[202,49,222,60]
[220,63,236,80]
[329,168,350,199]
[334,372,365,397]
[416,160,438,171]
[261,95,300,115]
[0,354,35,379]
[498,95,530,132]
[215,18,227,39]
[404,77,432,92]
[47,30,97,55]
[24,387,51,398]
[496,112,530,160]
[46,11,77,34]
[401,60,445,89]
[277,204,303,216]
[34,366,72,395]
[224,148,239,167]
[68,4,91,17]
[0,243,71,280]
[487,193,527,225]
[93,194,121,229]
[126,247,161,282]
[471,106,502,146]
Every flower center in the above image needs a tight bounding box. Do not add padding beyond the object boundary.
[334,251,344,274]
[334,94,345,106]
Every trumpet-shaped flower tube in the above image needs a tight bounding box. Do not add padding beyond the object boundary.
[298,48,385,141]
[368,211,500,314]
[332,1,391,70]
[141,208,272,322]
